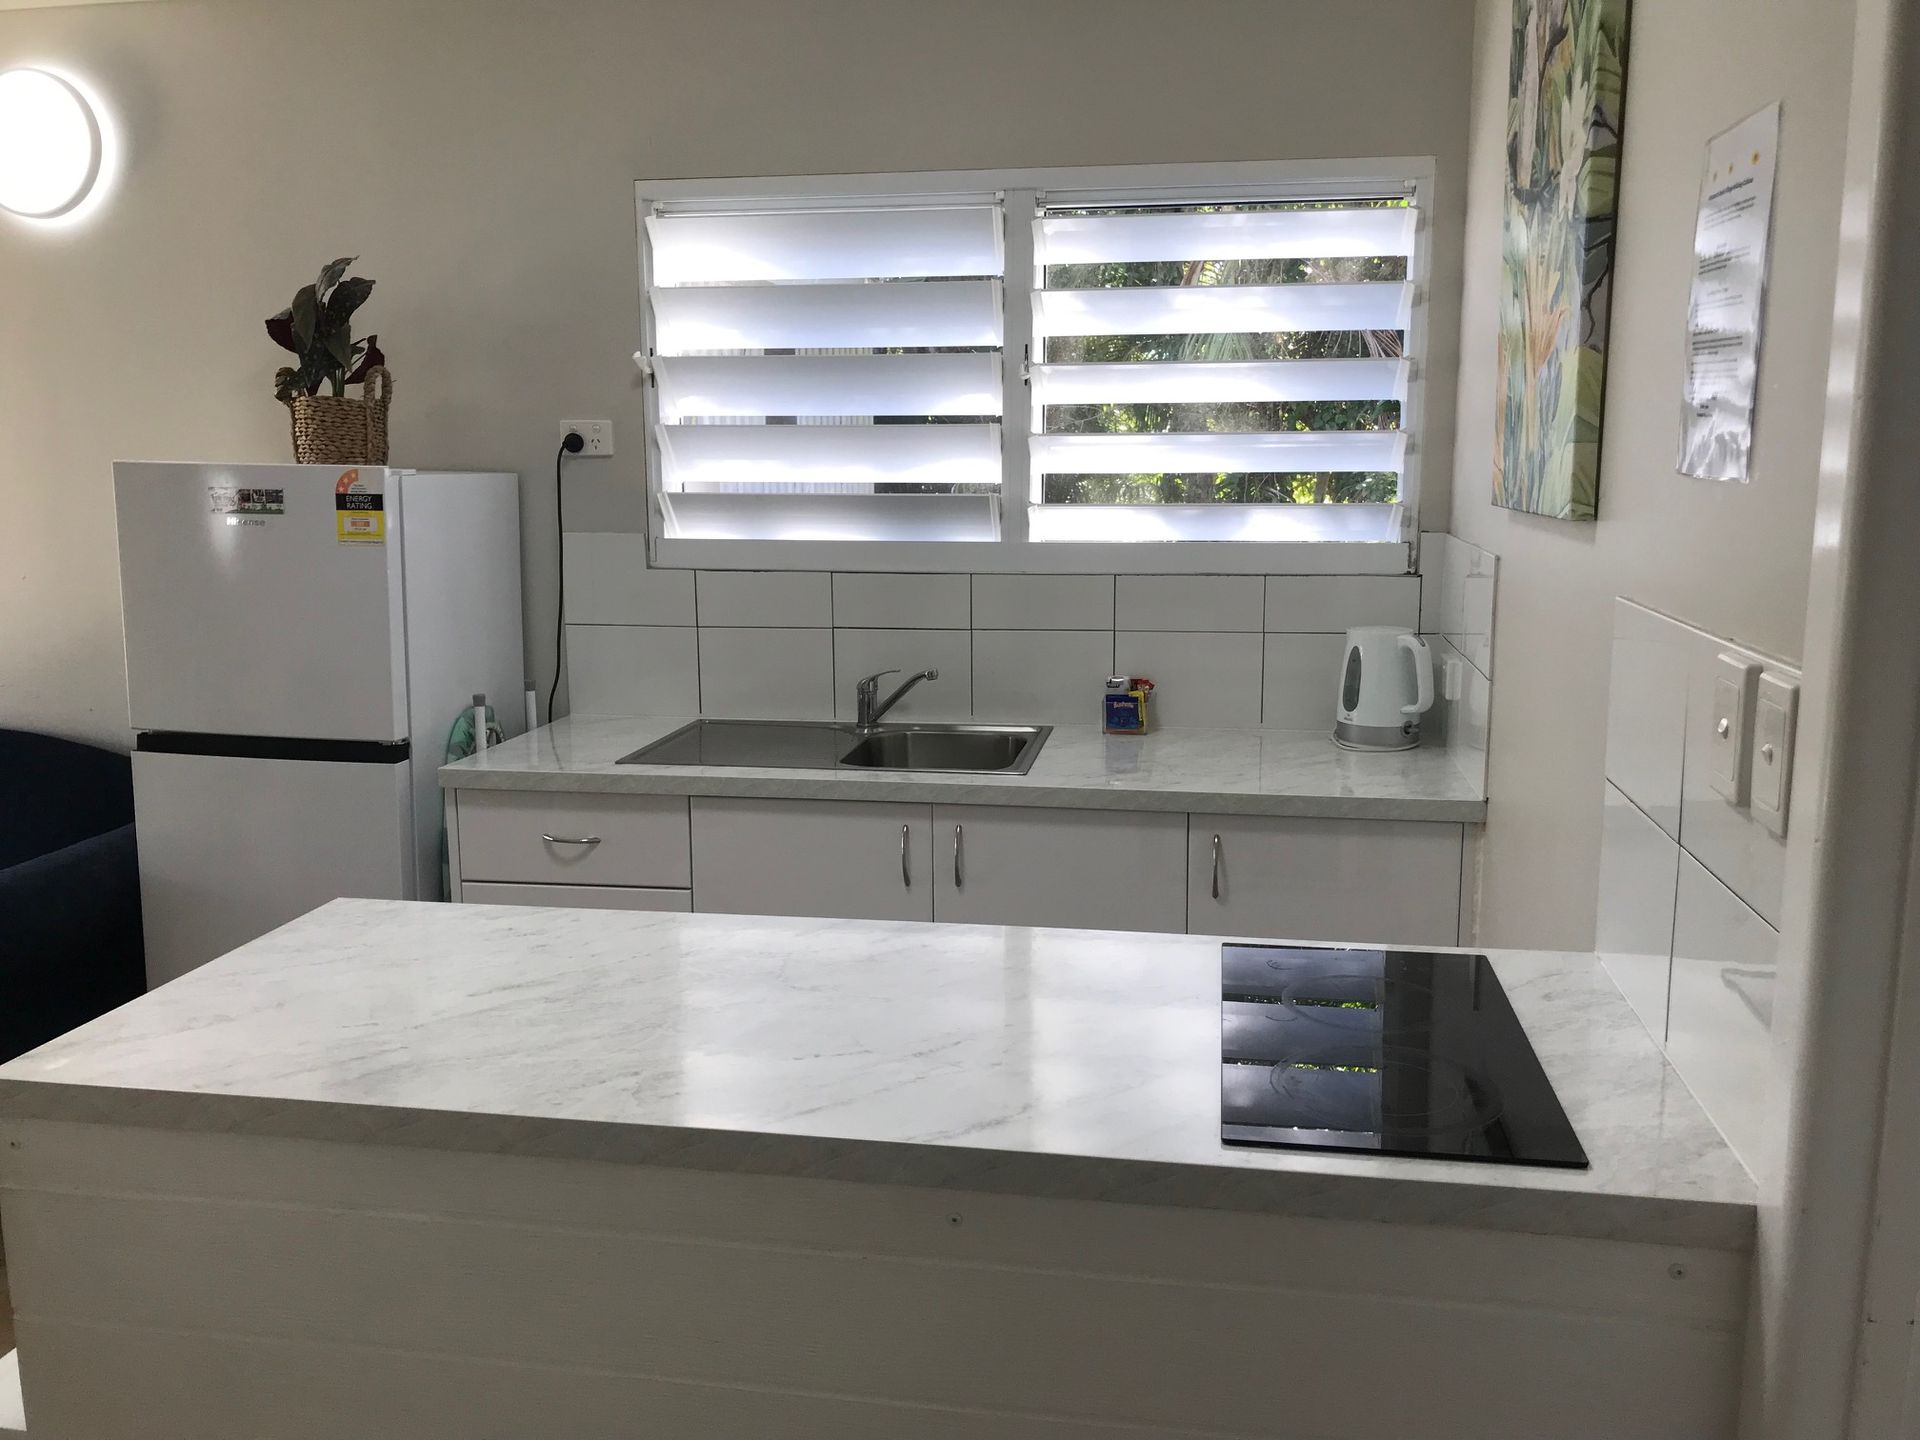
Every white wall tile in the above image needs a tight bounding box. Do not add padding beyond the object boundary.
[1427,634,1489,790]
[1596,783,1681,1043]
[1604,599,1691,838]
[1679,632,1792,926]
[832,573,970,629]
[1116,576,1264,632]
[970,574,1114,631]
[697,627,833,719]
[833,629,973,721]
[1668,851,1779,1173]
[1115,632,1263,727]
[1451,544,1496,677]
[565,625,699,716]
[1260,632,1348,730]
[564,534,696,626]
[972,631,1115,725]
[696,571,831,629]
[1417,533,1455,635]
[1265,575,1419,633]
[1418,532,1495,676]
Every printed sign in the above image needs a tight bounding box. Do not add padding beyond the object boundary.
[334,467,386,545]
[208,486,285,527]
[1678,103,1781,483]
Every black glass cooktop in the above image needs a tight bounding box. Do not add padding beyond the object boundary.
[1221,944,1588,1169]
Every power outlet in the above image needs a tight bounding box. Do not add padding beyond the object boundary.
[562,419,614,456]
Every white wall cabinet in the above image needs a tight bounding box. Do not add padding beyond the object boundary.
[454,790,1467,944]
[931,804,1187,933]
[1188,814,1463,947]
[690,798,933,922]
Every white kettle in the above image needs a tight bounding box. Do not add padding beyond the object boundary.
[1333,626,1435,751]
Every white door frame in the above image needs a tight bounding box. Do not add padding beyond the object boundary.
[1750,0,1920,1431]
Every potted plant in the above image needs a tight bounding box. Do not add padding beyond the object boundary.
[265,256,392,465]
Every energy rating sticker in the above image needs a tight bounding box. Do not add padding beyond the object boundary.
[334,467,386,545]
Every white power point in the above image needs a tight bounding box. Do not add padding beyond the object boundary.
[562,419,614,456]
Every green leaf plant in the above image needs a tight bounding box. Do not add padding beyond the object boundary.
[265,256,385,402]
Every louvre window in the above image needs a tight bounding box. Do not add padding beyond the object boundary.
[644,201,1007,542]
[637,164,1425,563]
[1030,200,1416,543]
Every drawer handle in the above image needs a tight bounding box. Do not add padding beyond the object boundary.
[542,834,603,847]
[1211,833,1222,901]
[901,824,912,889]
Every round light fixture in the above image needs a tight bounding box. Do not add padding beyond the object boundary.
[0,67,104,219]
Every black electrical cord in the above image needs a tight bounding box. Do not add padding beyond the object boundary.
[547,432,586,723]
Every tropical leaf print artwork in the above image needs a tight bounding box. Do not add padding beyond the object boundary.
[1495,0,1630,520]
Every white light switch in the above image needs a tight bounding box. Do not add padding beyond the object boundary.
[1752,673,1799,837]
[1709,654,1761,807]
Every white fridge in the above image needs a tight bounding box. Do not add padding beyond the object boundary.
[114,462,524,986]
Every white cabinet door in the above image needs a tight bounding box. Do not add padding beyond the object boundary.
[690,798,933,922]
[1189,815,1462,947]
[932,805,1188,933]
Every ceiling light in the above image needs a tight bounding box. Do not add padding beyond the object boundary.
[0,67,103,219]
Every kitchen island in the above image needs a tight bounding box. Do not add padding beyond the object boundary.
[0,900,1751,1439]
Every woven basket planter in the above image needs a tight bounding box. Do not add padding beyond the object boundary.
[280,366,393,466]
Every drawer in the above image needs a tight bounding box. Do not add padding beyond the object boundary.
[455,791,691,888]
[461,881,692,913]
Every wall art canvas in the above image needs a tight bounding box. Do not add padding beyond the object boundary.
[1494,0,1631,520]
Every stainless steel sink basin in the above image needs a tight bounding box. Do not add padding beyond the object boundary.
[838,727,1042,773]
[618,719,1049,775]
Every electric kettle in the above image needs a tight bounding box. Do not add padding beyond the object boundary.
[1333,625,1435,751]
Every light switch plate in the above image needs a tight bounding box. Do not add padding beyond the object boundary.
[1752,673,1799,837]
[1708,654,1761,806]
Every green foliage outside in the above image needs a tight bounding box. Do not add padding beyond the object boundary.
[1043,232,1407,506]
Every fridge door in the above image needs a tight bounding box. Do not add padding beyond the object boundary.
[132,750,415,986]
[115,462,408,741]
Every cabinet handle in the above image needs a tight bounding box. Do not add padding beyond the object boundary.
[1210,833,1222,901]
[542,833,602,847]
[901,824,912,889]
[953,823,964,890]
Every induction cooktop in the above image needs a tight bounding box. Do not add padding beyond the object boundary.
[1221,944,1589,1169]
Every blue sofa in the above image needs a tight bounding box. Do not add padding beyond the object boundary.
[0,729,145,1062]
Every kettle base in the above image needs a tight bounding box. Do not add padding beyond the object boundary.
[1333,718,1421,752]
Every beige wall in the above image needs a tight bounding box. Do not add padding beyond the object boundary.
[1451,0,1856,948]
[0,0,1474,748]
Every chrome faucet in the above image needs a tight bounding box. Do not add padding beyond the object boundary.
[855,668,939,730]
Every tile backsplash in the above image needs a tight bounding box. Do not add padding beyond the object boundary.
[1595,597,1798,1175]
[562,533,1494,743]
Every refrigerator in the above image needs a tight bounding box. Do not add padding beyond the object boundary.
[114,462,524,986]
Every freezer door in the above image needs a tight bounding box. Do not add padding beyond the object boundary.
[132,750,415,987]
[115,462,408,741]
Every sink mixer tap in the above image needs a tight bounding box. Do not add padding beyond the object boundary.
[855,668,939,730]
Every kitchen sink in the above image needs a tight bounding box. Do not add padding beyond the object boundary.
[838,727,1043,773]
[618,719,1049,775]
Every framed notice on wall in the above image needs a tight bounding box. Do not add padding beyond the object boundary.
[1678,103,1781,483]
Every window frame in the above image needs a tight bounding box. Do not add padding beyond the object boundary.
[634,157,1433,576]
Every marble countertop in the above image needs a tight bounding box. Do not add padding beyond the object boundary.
[439,716,1487,822]
[0,899,1752,1250]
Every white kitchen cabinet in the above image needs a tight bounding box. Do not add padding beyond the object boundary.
[1189,814,1463,947]
[931,805,1188,933]
[461,882,693,913]
[690,798,933,922]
